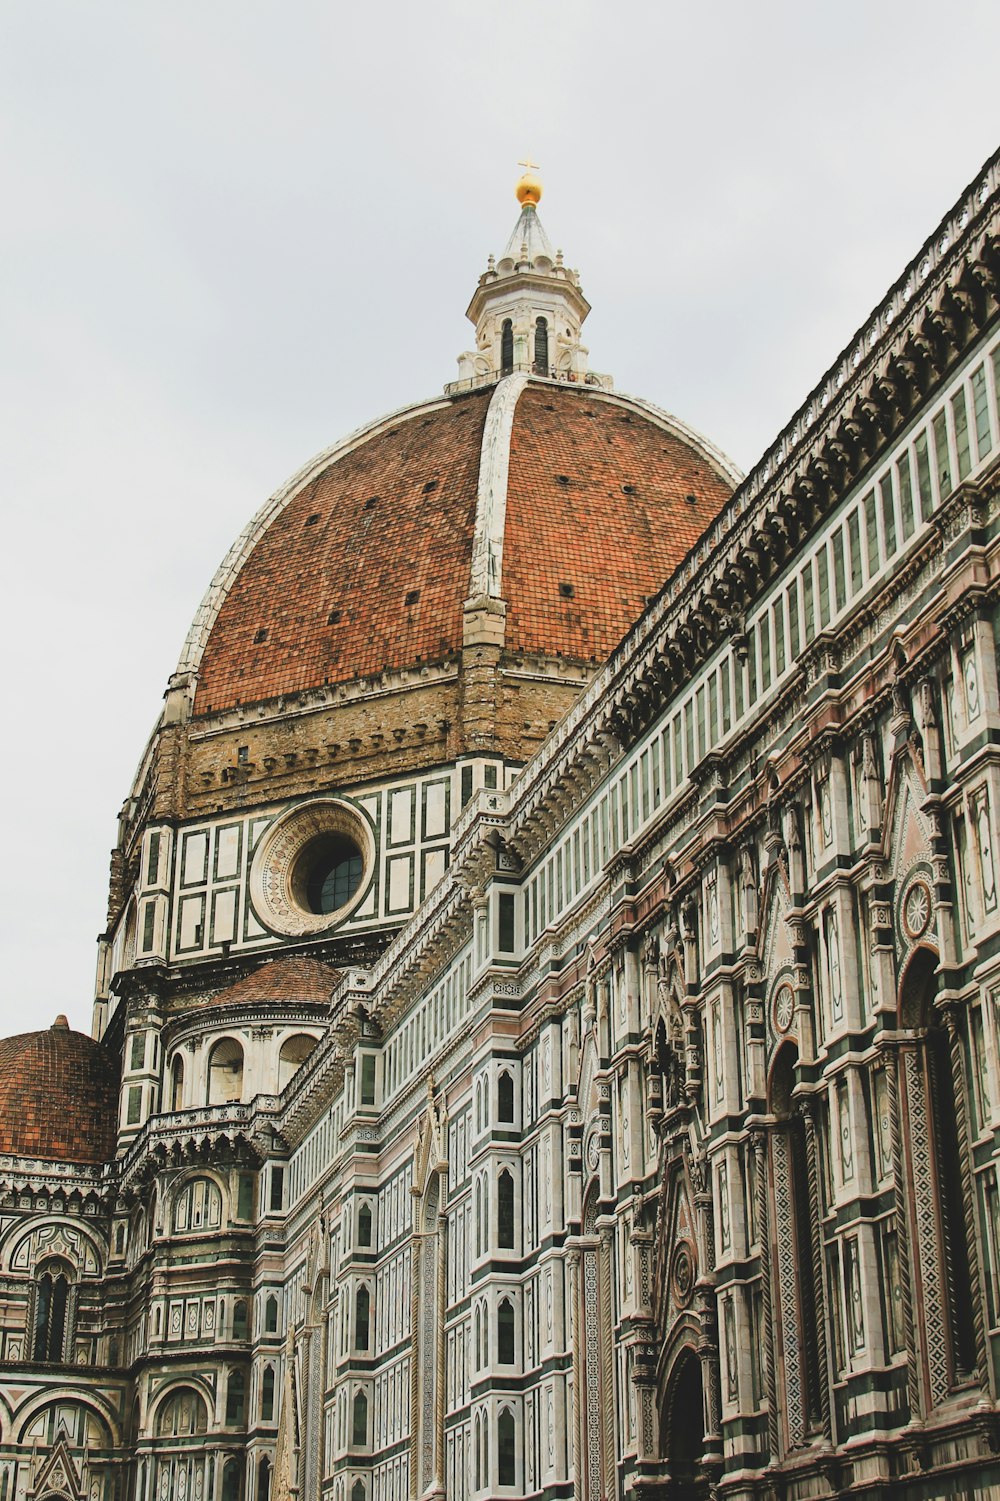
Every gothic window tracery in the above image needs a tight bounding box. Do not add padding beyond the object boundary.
[172,1176,223,1234]
[32,1260,72,1362]
[155,1387,208,1436]
[262,1364,275,1422]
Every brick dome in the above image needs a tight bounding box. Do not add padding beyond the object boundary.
[181,378,738,718]
[0,1017,119,1164]
[205,957,340,1008]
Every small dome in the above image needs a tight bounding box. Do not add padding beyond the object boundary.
[0,1020,119,1164]
[205,957,341,1009]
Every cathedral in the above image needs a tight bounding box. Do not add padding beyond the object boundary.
[3,148,1000,1501]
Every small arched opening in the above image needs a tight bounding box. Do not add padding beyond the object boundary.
[277,1033,318,1091]
[533,316,549,375]
[659,1347,706,1497]
[169,1053,185,1111]
[501,319,514,375]
[207,1037,244,1105]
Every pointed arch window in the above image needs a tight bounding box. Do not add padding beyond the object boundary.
[261,1364,275,1422]
[533,317,549,375]
[357,1202,373,1247]
[497,1069,514,1124]
[497,1406,516,1486]
[501,320,514,375]
[355,1284,371,1351]
[33,1262,71,1363]
[233,1299,249,1341]
[352,1388,369,1446]
[222,1457,241,1501]
[265,1294,279,1334]
[257,1456,272,1501]
[497,1297,515,1364]
[352,1482,366,1501]
[497,1168,515,1249]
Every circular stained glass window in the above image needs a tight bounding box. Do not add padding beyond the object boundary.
[249,799,373,937]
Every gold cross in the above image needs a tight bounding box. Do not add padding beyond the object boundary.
[518,157,541,175]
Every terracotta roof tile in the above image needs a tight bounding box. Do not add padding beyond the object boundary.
[192,382,734,716]
[207,957,340,1008]
[503,386,732,660]
[0,1019,119,1164]
[195,394,491,714]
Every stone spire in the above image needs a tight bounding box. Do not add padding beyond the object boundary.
[450,166,611,393]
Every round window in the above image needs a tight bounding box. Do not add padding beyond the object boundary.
[249,800,373,937]
[292,833,364,915]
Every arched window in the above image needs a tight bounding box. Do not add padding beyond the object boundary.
[497,1406,516,1485]
[355,1285,370,1350]
[33,1262,71,1362]
[222,1457,240,1501]
[474,1303,482,1370]
[352,1388,368,1446]
[533,317,549,375]
[156,1387,208,1436]
[233,1300,249,1341]
[265,1294,279,1333]
[257,1456,272,1501]
[497,1069,514,1123]
[262,1364,275,1422]
[474,1413,482,1490]
[113,1223,125,1256]
[170,1053,185,1111]
[208,1037,244,1104]
[225,1368,246,1425]
[172,1176,223,1233]
[357,1203,373,1247]
[501,319,514,374]
[352,1481,365,1501]
[497,1168,515,1249]
[497,1297,515,1364]
[278,1033,318,1091]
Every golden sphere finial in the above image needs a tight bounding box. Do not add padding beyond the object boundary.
[516,158,542,207]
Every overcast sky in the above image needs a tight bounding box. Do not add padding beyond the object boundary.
[1,1,998,1040]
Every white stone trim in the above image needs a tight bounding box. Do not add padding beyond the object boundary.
[174,394,452,680]
[468,372,529,600]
